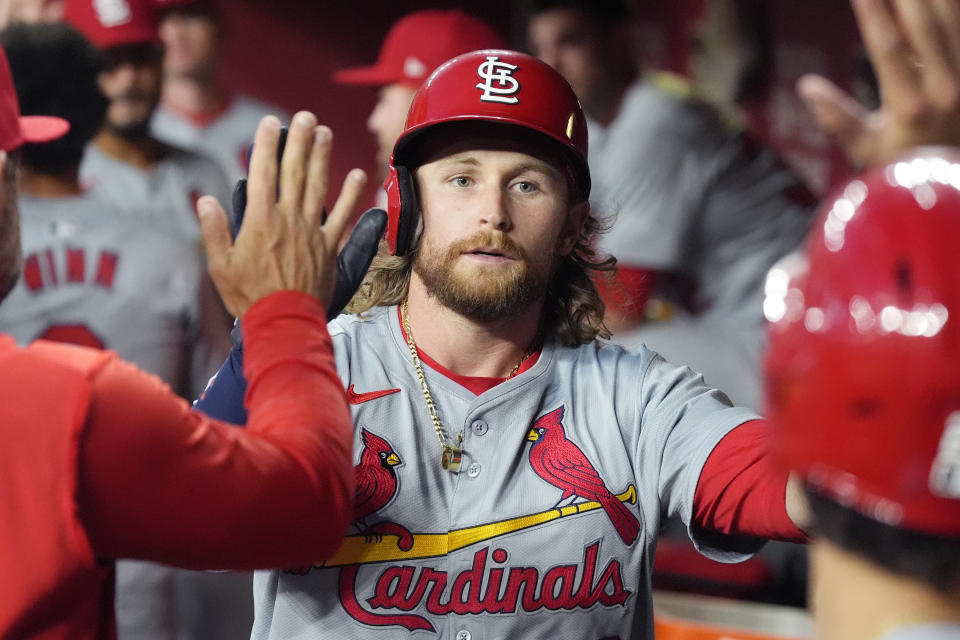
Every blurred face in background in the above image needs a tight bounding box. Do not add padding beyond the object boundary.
[527,8,607,110]
[158,9,220,80]
[0,0,63,28]
[367,82,417,177]
[98,43,163,138]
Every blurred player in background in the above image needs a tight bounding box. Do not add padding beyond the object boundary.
[66,0,232,243]
[150,0,290,182]
[0,20,227,410]
[523,0,815,410]
[333,9,505,204]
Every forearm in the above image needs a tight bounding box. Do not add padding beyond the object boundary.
[78,292,354,570]
[693,420,808,543]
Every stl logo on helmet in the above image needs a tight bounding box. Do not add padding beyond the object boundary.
[93,0,132,26]
[476,56,520,104]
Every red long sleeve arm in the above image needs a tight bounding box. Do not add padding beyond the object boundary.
[77,291,354,570]
[693,420,807,543]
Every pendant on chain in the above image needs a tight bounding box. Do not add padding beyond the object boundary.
[441,445,462,472]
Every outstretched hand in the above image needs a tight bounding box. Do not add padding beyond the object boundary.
[196,112,367,317]
[798,0,960,167]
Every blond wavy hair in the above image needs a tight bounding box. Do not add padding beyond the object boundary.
[347,211,617,347]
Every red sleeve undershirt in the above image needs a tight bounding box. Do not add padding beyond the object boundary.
[594,266,658,321]
[77,291,355,570]
[693,419,807,543]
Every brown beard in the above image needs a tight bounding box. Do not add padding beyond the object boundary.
[412,230,556,321]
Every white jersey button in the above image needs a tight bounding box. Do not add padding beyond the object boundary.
[456,630,472,640]
[467,462,482,478]
[471,419,489,436]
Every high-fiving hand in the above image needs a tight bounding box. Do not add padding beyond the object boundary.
[798,0,960,166]
[196,112,367,317]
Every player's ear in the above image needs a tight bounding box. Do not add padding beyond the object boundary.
[558,201,588,256]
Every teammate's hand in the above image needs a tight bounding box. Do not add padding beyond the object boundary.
[197,112,367,317]
[797,0,960,167]
[230,129,386,320]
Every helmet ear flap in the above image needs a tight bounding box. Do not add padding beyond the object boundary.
[383,164,419,256]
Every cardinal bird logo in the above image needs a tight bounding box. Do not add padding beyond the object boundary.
[354,428,402,532]
[526,406,640,545]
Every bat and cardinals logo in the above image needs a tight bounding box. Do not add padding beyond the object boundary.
[286,428,410,575]
[526,406,640,545]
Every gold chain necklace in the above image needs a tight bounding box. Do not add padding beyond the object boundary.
[401,300,529,473]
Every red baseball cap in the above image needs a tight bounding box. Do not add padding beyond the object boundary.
[64,0,158,49]
[334,10,506,88]
[0,45,69,152]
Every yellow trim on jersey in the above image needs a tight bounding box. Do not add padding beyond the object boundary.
[318,484,638,568]
[647,71,694,99]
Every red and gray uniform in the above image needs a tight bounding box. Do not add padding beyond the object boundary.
[0,192,230,639]
[151,95,291,182]
[80,142,233,242]
[590,76,814,324]
[249,306,802,640]
[0,193,227,396]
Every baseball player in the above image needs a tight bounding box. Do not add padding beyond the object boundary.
[0,34,372,638]
[767,146,960,640]
[66,0,233,243]
[523,0,816,411]
[0,21,227,398]
[197,49,810,640]
[334,9,506,203]
[190,10,509,427]
[524,0,814,330]
[150,0,291,182]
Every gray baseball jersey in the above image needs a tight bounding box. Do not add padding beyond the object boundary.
[79,142,233,242]
[589,75,813,324]
[250,305,761,640]
[0,193,231,640]
[151,95,291,182]
[0,193,226,397]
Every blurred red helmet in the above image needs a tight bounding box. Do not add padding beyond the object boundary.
[765,146,960,537]
[383,49,590,255]
[64,0,158,49]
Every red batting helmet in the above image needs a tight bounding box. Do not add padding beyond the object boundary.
[765,146,960,537]
[383,49,590,256]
